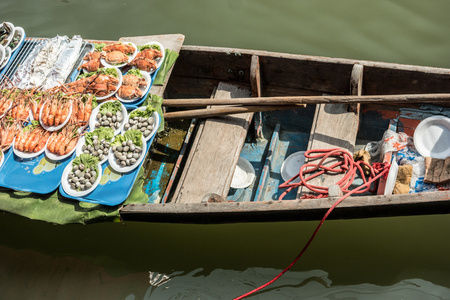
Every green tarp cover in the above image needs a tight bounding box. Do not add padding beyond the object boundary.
[0,167,148,225]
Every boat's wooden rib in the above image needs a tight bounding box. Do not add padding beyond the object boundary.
[171,83,253,203]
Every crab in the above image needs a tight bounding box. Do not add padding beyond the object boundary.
[78,52,102,72]
[122,74,147,87]
[117,85,144,99]
[101,50,129,65]
[90,83,118,97]
[128,57,157,72]
[102,43,135,55]
[135,48,163,60]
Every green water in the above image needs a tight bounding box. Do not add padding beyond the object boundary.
[2,1,450,299]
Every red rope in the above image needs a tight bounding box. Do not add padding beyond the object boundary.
[234,148,390,300]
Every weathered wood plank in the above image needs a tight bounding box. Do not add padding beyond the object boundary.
[174,46,450,97]
[119,34,185,97]
[250,55,262,97]
[171,82,252,203]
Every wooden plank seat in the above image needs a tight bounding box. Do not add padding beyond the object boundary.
[298,64,362,198]
[172,82,252,203]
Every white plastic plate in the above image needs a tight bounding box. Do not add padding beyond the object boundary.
[108,136,146,173]
[9,26,24,53]
[0,46,10,70]
[121,109,160,142]
[85,67,122,100]
[0,22,14,48]
[0,45,5,70]
[100,42,138,68]
[13,136,46,159]
[0,150,4,169]
[39,100,73,131]
[231,157,256,189]
[89,100,127,136]
[384,158,398,195]
[75,136,109,164]
[134,41,165,74]
[44,135,79,161]
[414,116,450,159]
[116,71,151,102]
[61,161,102,197]
[280,151,306,183]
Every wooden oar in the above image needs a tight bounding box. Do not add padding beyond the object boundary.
[163,93,450,120]
[164,105,302,120]
[162,93,450,107]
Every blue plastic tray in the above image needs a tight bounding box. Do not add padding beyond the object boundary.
[0,148,73,194]
[58,132,157,206]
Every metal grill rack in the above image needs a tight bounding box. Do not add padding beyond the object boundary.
[0,38,93,86]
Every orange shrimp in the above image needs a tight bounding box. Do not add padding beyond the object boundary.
[55,134,68,155]
[34,131,51,152]
[57,99,71,126]
[83,95,93,122]
[47,98,57,126]
[41,101,50,125]
[14,130,28,152]
[64,136,79,155]
[26,128,42,152]
[47,132,63,154]
[77,100,85,123]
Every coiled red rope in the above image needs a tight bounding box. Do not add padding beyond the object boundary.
[234,148,390,300]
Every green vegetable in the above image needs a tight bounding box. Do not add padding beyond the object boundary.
[126,69,143,78]
[112,130,143,148]
[143,94,164,132]
[23,120,40,132]
[153,49,179,86]
[129,106,155,119]
[99,101,122,116]
[138,44,161,51]
[73,154,99,173]
[77,67,118,80]
[94,43,106,52]
[85,127,114,146]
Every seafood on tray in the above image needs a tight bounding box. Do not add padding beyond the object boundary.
[14,121,51,154]
[65,153,101,194]
[102,42,136,55]
[0,118,21,151]
[7,89,34,121]
[46,121,83,157]
[40,92,73,128]
[66,67,121,99]
[116,69,148,100]
[72,94,95,124]
[91,100,125,133]
[78,51,102,73]
[0,22,14,47]
[0,88,17,117]
[129,43,164,73]
[100,42,137,67]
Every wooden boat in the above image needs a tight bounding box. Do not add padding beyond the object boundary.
[115,35,450,224]
[1,34,449,224]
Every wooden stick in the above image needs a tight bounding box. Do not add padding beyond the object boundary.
[162,93,450,107]
[164,105,301,120]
